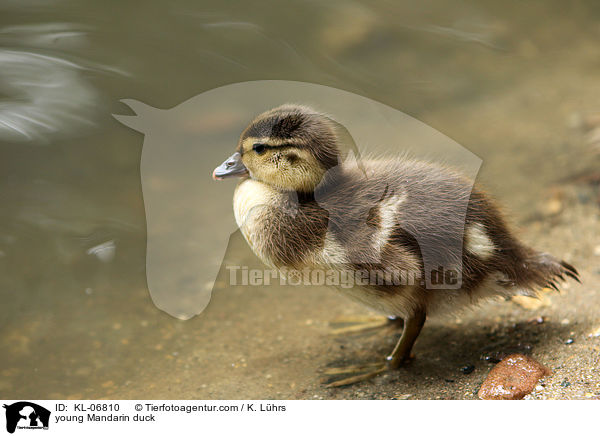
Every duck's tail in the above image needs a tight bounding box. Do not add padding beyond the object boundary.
[518,251,580,292]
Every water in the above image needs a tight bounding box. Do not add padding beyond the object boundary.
[1,0,598,399]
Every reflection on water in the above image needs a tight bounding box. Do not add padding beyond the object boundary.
[0,49,98,142]
[0,19,129,143]
[0,0,598,398]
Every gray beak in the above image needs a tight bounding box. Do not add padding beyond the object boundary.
[212,152,249,180]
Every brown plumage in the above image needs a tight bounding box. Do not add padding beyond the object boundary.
[213,104,580,385]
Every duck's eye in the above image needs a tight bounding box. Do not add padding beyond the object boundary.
[253,143,266,154]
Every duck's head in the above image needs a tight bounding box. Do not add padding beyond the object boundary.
[213,104,342,192]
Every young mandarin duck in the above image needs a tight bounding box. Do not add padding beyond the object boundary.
[213,104,579,386]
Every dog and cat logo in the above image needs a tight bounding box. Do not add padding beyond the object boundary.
[3,402,50,433]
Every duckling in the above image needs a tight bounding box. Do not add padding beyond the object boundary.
[212,104,580,386]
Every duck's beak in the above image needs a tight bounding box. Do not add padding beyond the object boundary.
[212,152,249,180]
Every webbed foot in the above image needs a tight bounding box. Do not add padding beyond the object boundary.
[328,315,403,336]
[322,310,426,388]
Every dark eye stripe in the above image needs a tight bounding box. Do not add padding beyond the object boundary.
[252,143,298,154]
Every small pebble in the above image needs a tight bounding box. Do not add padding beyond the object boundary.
[542,196,563,216]
[560,379,571,388]
[461,365,475,375]
[528,316,545,324]
[588,326,600,338]
[481,354,502,364]
[512,295,550,310]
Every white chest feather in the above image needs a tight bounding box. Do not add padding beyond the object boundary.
[233,179,282,266]
[233,179,273,229]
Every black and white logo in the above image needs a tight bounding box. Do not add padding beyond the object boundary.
[3,402,50,434]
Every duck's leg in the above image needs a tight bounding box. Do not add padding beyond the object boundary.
[322,309,426,388]
[386,308,426,369]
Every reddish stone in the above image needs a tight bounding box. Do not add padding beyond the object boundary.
[478,354,551,400]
